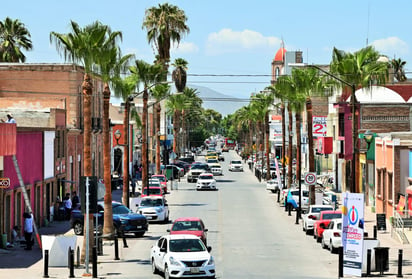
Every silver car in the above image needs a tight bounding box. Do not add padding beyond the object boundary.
[138,197,169,223]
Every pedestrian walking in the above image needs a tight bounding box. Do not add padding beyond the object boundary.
[71,191,80,209]
[23,212,33,250]
[63,193,72,220]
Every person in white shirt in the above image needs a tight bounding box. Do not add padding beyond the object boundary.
[23,212,33,250]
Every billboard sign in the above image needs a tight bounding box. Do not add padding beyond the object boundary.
[342,192,364,277]
[313,116,327,136]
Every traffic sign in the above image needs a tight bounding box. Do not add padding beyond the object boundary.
[0,178,10,188]
[304,172,317,185]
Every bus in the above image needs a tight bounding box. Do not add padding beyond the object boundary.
[224,138,236,149]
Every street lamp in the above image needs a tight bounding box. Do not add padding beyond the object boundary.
[294,63,357,193]
[113,126,130,208]
[363,130,374,150]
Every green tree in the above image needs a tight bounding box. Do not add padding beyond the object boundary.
[50,20,119,263]
[0,17,32,62]
[330,46,389,192]
[172,58,188,92]
[130,60,164,193]
[391,58,407,82]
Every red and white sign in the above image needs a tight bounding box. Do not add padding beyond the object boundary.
[313,116,327,136]
[304,172,316,185]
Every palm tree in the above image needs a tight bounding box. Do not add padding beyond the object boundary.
[142,3,189,69]
[166,93,187,156]
[172,58,188,92]
[330,46,389,192]
[50,20,116,263]
[0,17,32,62]
[151,83,171,173]
[130,60,164,193]
[391,58,407,82]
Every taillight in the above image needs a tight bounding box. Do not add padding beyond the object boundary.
[333,232,340,237]
[309,215,317,220]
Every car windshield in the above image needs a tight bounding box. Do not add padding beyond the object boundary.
[323,213,341,219]
[140,199,163,207]
[169,238,205,252]
[112,204,131,215]
[191,164,207,170]
[172,221,203,231]
[143,188,162,195]
[231,161,241,164]
[199,175,213,180]
[312,207,333,213]
[153,176,166,182]
[207,159,218,163]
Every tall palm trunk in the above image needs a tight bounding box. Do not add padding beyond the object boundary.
[102,84,114,236]
[265,111,271,181]
[173,110,180,155]
[122,101,130,208]
[306,97,315,204]
[181,109,186,154]
[281,103,286,189]
[81,73,94,263]
[142,89,148,192]
[155,103,161,174]
[296,110,302,217]
[287,103,293,188]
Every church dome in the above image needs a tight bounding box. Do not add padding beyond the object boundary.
[274,47,287,62]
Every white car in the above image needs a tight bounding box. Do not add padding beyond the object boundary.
[321,218,342,253]
[138,197,169,223]
[196,173,217,191]
[151,234,216,279]
[229,160,243,172]
[209,163,223,176]
[266,179,280,193]
[302,204,334,234]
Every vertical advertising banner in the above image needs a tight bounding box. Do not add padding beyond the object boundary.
[342,192,364,277]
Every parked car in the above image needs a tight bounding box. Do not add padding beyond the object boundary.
[173,160,191,174]
[70,201,148,237]
[196,173,217,191]
[187,163,210,183]
[162,165,184,180]
[150,234,215,279]
[138,196,169,223]
[177,156,195,164]
[266,179,280,193]
[229,160,243,172]
[141,186,164,198]
[302,204,335,234]
[313,210,342,242]
[151,174,167,194]
[321,218,342,253]
[167,217,208,245]
[285,187,309,211]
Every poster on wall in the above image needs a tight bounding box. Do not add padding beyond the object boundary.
[312,116,327,136]
[342,192,365,277]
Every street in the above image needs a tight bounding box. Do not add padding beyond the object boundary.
[103,150,339,279]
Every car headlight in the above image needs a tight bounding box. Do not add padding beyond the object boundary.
[206,256,215,266]
[169,256,183,267]
[120,218,128,224]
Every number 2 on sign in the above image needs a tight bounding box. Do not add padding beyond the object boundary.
[313,123,326,135]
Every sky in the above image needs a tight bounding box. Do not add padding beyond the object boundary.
[1,0,412,100]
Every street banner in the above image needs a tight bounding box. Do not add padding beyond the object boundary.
[342,192,364,277]
[274,158,282,188]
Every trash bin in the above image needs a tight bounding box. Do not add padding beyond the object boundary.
[374,247,389,274]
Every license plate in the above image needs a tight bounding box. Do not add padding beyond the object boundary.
[190,267,200,273]
[146,216,152,220]
[136,225,142,228]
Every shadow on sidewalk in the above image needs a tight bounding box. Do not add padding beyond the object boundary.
[0,220,71,269]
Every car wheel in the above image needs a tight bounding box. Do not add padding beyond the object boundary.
[134,232,145,237]
[151,258,158,274]
[316,235,321,243]
[302,224,306,232]
[164,212,169,223]
[73,222,84,235]
[321,237,327,249]
[330,242,335,254]
[164,265,171,279]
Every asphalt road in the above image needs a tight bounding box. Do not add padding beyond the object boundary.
[100,150,340,279]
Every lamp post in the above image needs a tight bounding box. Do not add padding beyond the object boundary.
[363,130,374,150]
[304,64,357,193]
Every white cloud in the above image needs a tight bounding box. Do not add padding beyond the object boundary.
[371,36,409,57]
[206,28,281,55]
[171,42,199,54]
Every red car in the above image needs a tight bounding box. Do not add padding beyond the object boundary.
[151,174,167,194]
[313,211,342,242]
[140,186,164,198]
[167,217,208,245]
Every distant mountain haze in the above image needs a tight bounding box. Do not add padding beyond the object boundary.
[189,84,247,117]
